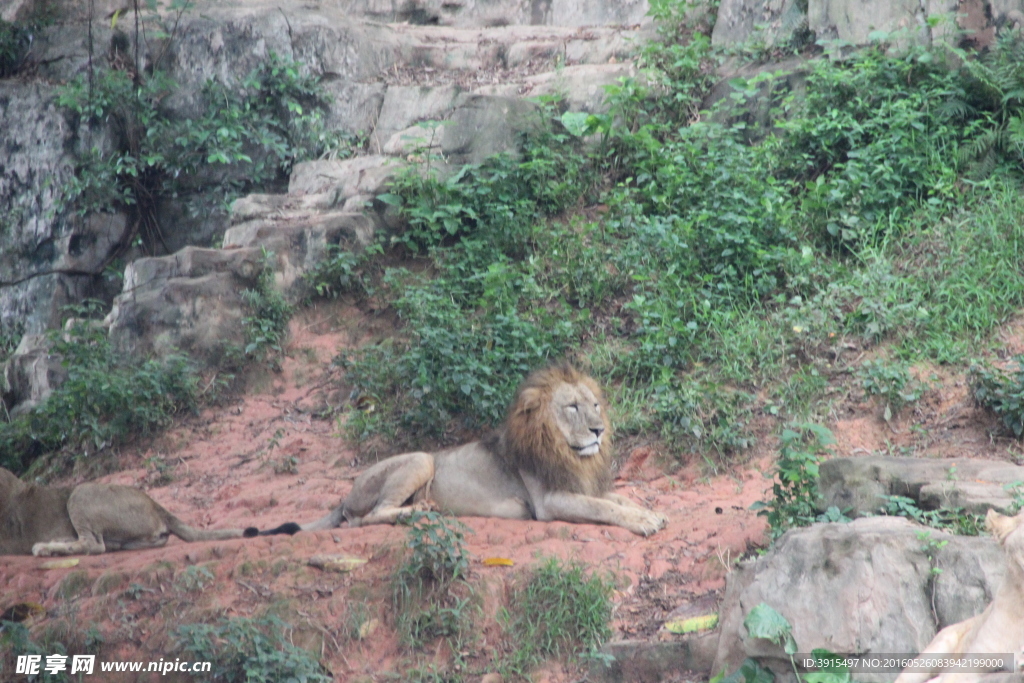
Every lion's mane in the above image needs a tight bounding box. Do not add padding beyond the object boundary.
[487,363,613,496]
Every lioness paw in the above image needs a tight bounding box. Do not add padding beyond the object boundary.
[31,543,53,557]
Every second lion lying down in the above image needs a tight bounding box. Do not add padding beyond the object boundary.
[267,364,666,537]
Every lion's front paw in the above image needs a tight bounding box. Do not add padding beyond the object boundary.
[411,499,438,513]
[627,509,667,537]
[31,543,54,557]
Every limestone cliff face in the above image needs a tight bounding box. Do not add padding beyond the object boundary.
[0,0,647,410]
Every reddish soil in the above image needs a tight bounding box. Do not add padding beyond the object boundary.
[2,303,1020,682]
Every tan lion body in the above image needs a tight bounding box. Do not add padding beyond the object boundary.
[0,467,257,556]
[281,364,666,537]
[894,509,1024,683]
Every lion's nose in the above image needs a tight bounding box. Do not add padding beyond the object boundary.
[591,426,604,438]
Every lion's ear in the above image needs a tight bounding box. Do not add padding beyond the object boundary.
[516,388,543,413]
[986,509,1022,544]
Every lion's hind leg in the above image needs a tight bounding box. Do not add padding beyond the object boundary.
[344,452,435,526]
[33,484,170,556]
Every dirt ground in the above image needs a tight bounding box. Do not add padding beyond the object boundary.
[2,302,1022,682]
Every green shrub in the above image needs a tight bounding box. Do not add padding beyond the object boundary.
[0,19,31,77]
[880,494,984,536]
[751,424,836,539]
[341,251,578,438]
[0,322,23,365]
[304,242,382,299]
[971,358,1024,438]
[857,359,920,419]
[334,6,1024,459]
[392,512,474,649]
[0,304,200,472]
[56,52,357,244]
[499,557,613,678]
[174,614,330,683]
[780,44,961,248]
[241,250,292,361]
[0,622,71,683]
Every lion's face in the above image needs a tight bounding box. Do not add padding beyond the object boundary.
[549,381,606,458]
[987,509,1024,550]
[502,364,613,496]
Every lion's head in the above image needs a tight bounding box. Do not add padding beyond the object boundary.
[496,363,613,496]
[986,509,1024,549]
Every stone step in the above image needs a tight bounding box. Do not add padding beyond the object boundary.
[819,456,1024,517]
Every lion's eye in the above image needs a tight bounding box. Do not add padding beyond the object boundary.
[567,404,578,413]
[594,403,600,413]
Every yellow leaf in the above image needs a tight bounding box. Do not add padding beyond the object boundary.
[357,618,380,640]
[663,614,719,634]
[40,558,79,570]
[110,9,123,29]
[308,555,367,572]
[483,557,514,567]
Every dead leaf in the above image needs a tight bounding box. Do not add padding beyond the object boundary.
[308,555,367,572]
[357,618,380,640]
[0,602,45,623]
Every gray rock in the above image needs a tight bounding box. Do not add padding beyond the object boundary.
[287,155,404,200]
[713,517,1004,682]
[222,211,377,295]
[321,80,386,138]
[474,63,637,113]
[1,334,63,417]
[712,0,806,48]
[107,272,249,364]
[118,247,265,295]
[379,93,543,162]
[806,0,953,48]
[371,85,465,153]
[590,633,719,683]
[819,457,1024,517]
[105,247,266,363]
[439,94,542,165]
[332,0,651,27]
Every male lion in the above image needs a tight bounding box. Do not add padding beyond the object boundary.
[894,509,1024,683]
[266,364,666,537]
[0,467,259,556]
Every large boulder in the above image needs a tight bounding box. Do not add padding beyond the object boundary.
[1,334,63,417]
[713,517,1005,682]
[105,247,265,364]
[384,94,542,164]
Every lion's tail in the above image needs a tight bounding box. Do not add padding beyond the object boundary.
[259,506,346,536]
[161,510,259,542]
